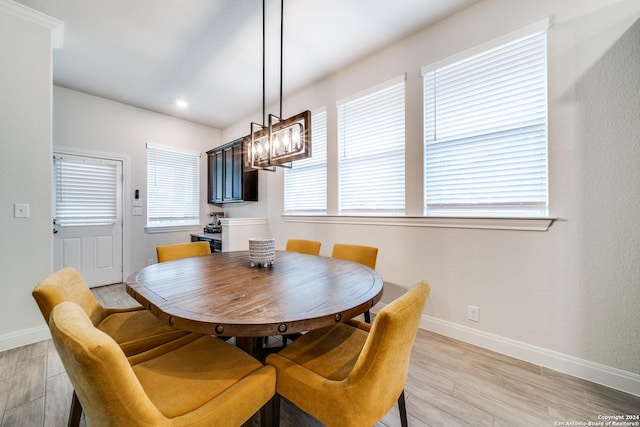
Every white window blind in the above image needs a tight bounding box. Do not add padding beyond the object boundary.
[423,29,548,217]
[54,155,119,226]
[147,145,200,228]
[284,110,327,213]
[338,76,405,215]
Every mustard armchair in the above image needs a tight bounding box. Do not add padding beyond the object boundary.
[32,267,189,356]
[156,241,211,263]
[285,239,321,255]
[266,280,430,427]
[331,243,379,322]
[49,301,276,427]
[32,267,190,426]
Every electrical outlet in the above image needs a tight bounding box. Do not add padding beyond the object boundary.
[467,305,479,322]
[147,259,155,266]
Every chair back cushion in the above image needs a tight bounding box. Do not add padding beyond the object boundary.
[331,243,378,269]
[350,281,430,413]
[156,241,211,263]
[50,301,165,426]
[33,267,106,326]
[285,239,322,255]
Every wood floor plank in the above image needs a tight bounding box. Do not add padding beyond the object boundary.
[405,375,495,427]
[452,380,558,427]
[5,355,46,410]
[1,397,44,427]
[0,348,21,384]
[584,383,640,416]
[405,359,457,396]
[379,405,429,427]
[44,373,73,427]
[499,370,597,418]
[46,340,65,379]
[0,379,9,424]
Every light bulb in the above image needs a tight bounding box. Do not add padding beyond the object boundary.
[292,127,301,149]
[283,130,291,152]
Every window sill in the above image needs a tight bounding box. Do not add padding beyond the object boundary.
[282,215,555,231]
[145,224,201,234]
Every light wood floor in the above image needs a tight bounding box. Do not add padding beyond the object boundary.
[1,283,638,426]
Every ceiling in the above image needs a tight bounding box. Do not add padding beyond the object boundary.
[16,0,478,129]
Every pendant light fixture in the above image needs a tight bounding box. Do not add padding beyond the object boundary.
[248,0,311,170]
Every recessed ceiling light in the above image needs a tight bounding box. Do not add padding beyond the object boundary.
[175,99,188,109]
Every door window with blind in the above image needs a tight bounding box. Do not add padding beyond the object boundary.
[146,144,200,229]
[337,76,405,215]
[284,109,327,213]
[423,24,548,217]
[53,155,120,226]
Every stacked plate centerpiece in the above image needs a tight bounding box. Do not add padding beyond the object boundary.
[248,237,275,268]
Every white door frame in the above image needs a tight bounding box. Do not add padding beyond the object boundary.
[53,147,130,282]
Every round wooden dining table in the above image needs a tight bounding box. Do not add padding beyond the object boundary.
[125,250,383,354]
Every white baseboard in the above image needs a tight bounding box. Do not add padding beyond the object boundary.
[0,325,50,352]
[372,304,640,397]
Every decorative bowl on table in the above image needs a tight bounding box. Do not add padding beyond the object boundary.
[248,237,275,268]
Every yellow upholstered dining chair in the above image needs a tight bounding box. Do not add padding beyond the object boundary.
[156,241,211,263]
[49,301,276,427]
[266,280,430,427]
[32,267,189,357]
[32,267,190,426]
[331,243,379,322]
[285,239,321,256]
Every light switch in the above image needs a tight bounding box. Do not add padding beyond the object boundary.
[133,207,143,216]
[14,203,30,218]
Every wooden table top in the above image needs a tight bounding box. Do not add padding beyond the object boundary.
[125,251,383,338]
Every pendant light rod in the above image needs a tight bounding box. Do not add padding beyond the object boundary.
[249,0,311,171]
[262,0,266,126]
[279,0,284,120]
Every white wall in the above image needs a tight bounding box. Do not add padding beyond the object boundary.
[222,0,640,393]
[53,86,222,275]
[0,3,56,348]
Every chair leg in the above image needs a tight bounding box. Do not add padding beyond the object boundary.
[259,395,277,427]
[398,389,408,427]
[364,309,371,324]
[67,391,82,427]
[271,394,281,427]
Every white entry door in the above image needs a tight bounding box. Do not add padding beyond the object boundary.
[53,153,123,287]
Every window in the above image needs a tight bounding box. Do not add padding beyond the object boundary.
[54,154,120,226]
[337,76,405,215]
[284,109,327,213]
[146,144,200,228]
[423,25,548,217]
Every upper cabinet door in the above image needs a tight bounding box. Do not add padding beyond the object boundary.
[223,144,243,202]
[207,150,223,203]
[207,137,257,204]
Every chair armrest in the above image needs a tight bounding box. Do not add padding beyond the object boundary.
[102,306,144,317]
